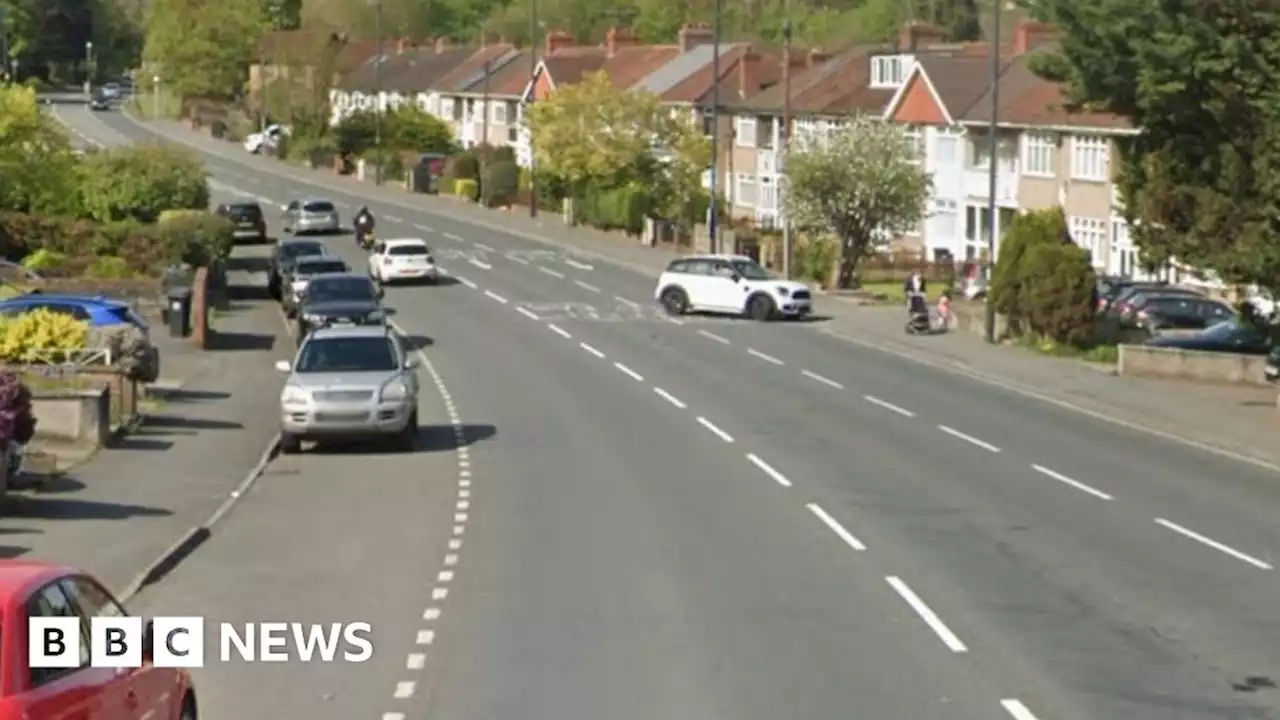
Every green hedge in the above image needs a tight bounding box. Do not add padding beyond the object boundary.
[577,185,650,234]
[453,179,479,202]
[481,161,519,207]
[76,145,210,223]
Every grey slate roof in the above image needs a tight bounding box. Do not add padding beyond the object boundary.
[632,43,746,94]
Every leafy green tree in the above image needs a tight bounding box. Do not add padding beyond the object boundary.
[989,207,1070,325]
[385,106,457,154]
[782,114,932,288]
[78,145,210,223]
[142,0,263,100]
[1020,242,1097,346]
[0,86,79,216]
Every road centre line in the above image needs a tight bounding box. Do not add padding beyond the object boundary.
[938,424,1001,453]
[747,348,785,365]
[416,629,436,644]
[699,329,731,344]
[406,653,425,670]
[653,387,687,409]
[885,576,968,653]
[475,242,495,251]
[539,266,566,279]
[574,279,602,293]
[696,416,735,443]
[614,295,640,308]
[806,503,865,550]
[509,256,530,264]
[394,681,415,698]
[1000,699,1041,720]
[614,362,644,381]
[1031,464,1114,501]
[863,395,915,417]
[579,342,606,359]
[801,370,844,389]
[746,453,792,487]
[516,306,540,320]
[483,290,508,304]
[548,324,572,339]
[1154,518,1273,570]
[565,258,594,270]
[383,713,405,720]
[469,259,492,270]
[385,214,404,223]
[413,223,433,232]
[444,232,463,241]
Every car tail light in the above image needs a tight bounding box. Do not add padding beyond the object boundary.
[1135,309,1149,324]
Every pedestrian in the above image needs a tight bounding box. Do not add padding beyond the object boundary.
[902,270,927,306]
[936,289,953,331]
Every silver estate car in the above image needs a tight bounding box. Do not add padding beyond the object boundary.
[282,197,341,235]
[276,325,420,452]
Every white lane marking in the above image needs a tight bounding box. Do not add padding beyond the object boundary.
[665,317,686,325]
[806,503,865,550]
[614,295,640,308]
[475,242,495,252]
[423,608,441,621]
[456,276,478,289]
[484,290,508,304]
[443,553,459,566]
[653,387,687,409]
[938,424,1001,453]
[539,266,566,279]
[509,256,530,264]
[448,539,463,549]
[864,395,915,417]
[885,576,968,652]
[747,348,785,365]
[394,681,415,698]
[431,588,448,600]
[469,259,493,270]
[565,258,593,270]
[416,629,436,644]
[444,232,463,241]
[407,653,426,670]
[516,306,540,320]
[747,453,792,487]
[383,713,406,720]
[574,279,601,293]
[802,369,844,389]
[1001,699,1041,720]
[614,362,644,381]
[413,223,433,232]
[437,570,455,582]
[579,342,605,359]
[1032,464,1114,501]
[386,214,404,223]
[698,330,731,344]
[1154,518,1273,570]
[548,324,572,339]
[696,416,735,443]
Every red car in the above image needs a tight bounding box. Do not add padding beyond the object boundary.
[0,561,196,719]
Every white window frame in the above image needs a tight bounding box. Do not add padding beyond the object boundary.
[735,173,758,208]
[903,125,925,163]
[1021,132,1056,177]
[1068,216,1107,263]
[1071,135,1110,182]
[734,116,757,148]
[492,102,508,124]
[870,55,910,88]
[440,97,455,121]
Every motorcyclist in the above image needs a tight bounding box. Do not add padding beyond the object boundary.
[354,205,376,246]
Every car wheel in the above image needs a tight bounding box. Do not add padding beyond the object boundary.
[660,287,689,316]
[394,412,417,452]
[747,294,775,321]
[279,433,301,455]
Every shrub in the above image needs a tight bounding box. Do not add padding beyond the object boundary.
[1019,241,1097,346]
[86,256,134,279]
[21,249,66,273]
[578,184,650,234]
[481,161,519,207]
[384,107,456,154]
[0,372,35,445]
[446,151,480,183]
[0,309,89,363]
[794,236,839,287]
[155,211,235,266]
[453,178,479,202]
[77,145,210,223]
[989,208,1070,325]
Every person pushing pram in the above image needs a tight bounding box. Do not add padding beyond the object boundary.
[902,271,946,334]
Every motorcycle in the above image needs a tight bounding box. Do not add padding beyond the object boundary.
[357,229,376,250]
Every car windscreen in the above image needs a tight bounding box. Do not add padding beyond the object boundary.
[295,260,347,277]
[281,244,325,260]
[225,204,262,220]
[307,277,376,302]
[388,245,429,256]
[296,337,397,373]
[730,259,772,280]
[303,201,335,213]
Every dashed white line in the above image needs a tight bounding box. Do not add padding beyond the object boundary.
[385,214,404,223]
[938,424,1001,453]
[802,369,844,389]
[1031,464,1114,500]
[698,329,731,344]
[437,570,455,582]
[413,223,433,232]
[653,387,687,409]
[565,258,594,270]
[393,681,415,699]
[456,276,478,289]
[483,290,508,304]
[548,324,572,339]
[469,259,493,270]
[1154,518,1273,570]
[516,306,540,320]
[747,348,785,365]
[443,232,463,241]
[614,295,640,308]
[539,266,566,279]
[431,588,448,600]
[863,395,915,417]
[744,453,791,487]
[475,242,495,252]
[443,553,459,566]
[1000,699,1041,720]
[406,653,425,670]
[423,608,441,621]
[885,576,968,652]
[806,503,865,550]
[614,362,644,381]
[574,279,601,293]
[383,713,405,720]
[579,342,606,359]
[696,416,735,443]
[416,629,435,644]
[509,256,530,264]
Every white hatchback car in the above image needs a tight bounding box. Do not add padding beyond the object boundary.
[369,238,439,285]
[654,254,813,321]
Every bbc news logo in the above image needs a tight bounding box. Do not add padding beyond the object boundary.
[29,617,374,668]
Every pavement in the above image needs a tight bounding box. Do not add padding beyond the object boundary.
[45,98,1280,719]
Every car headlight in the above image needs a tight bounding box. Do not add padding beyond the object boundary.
[303,313,325,324]
[281,385,309,406]
[380,379,410,402]
[776,285,791,297]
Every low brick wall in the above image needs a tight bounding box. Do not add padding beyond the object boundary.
[32,386,111,448]
[1117,344,1270,385]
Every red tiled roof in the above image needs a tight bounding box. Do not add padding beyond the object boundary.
[435,44,517,93]
[662,46,751,103]
[602,45,683,90]
[457,51,534,96]
[960,51,1131,130]
[334,39,380,74]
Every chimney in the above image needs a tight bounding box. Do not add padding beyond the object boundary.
[898,21,946,50]
[678,23,714,52]
[606,26,636,58]
[735,52,762,99]
[545,30,574,55]
[434,37,449,54]
[806,48,830,69]
[1013,20,1057,54]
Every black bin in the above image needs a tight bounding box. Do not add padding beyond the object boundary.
[167,287,193,338]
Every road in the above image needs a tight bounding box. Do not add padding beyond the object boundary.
[50,98,1280,719]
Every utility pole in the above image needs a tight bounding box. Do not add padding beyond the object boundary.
[528,0,539,218]
[481,56,491,196]
[707,0,723,253]
[373,0,384,186]
[982,0,1003,344]
[780,18,793,279]
[84,41,94,97]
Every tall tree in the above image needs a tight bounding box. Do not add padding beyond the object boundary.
[143,0,264,100]
[0,86,78,215]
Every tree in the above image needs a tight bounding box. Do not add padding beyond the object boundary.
[1030,0,1280,296]
[0,86,79,216]
[1020,241,1097,346]
[142,0,264,100]
[782,115,932,288]
[385,106,457,154]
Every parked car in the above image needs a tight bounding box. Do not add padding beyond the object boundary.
[654,254,813,321]
[368,238,439,285]
[1125,293,1234,332]
[282,198,340,236]
[0,561,198,720]
[244,123,288,154]
[295,274,389,344]
[1143,319,1272,354]
[1265,346,1279,382]
[214,201,267,243]
[276,324,420,453]
[268,239,327,300]
[0,293,159,381]
[87,92,109,111]
[283,256,349,318]
[1110,285,1204,325]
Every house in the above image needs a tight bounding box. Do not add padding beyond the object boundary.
[328,39,479,125]
[249,27,379,115]
[426,43,523,149]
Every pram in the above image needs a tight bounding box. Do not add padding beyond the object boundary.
[904,292,931,335]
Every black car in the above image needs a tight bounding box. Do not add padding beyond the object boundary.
[88,93,109,111]
[1144,319,1272,354]
[1127,293,1233,332]
[1112,286,1206,326]
[268,239,327,300]
[294,274,390,344]
[215,201,267,243]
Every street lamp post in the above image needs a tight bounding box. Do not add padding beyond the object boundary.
[84,41,94,97]
[373,0,384,186]
[527,0,539,218]
[152,75,160,118]
[982,0,1004,344]
[780,18,793,279]
[706,0,723,254]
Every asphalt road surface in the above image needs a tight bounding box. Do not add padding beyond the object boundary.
[50,98,1280,719]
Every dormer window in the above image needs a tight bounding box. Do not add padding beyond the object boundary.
[870,55,913,89]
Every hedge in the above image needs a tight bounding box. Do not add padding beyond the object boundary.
[76,144,209,223]
[481,161,519,207]
[577,185,650,235]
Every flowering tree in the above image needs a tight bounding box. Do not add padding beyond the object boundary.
[783,114,932,287]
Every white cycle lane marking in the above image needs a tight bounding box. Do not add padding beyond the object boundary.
[1031,464,1114,501]
[1154,518,1273,570]
[885,576,968,653]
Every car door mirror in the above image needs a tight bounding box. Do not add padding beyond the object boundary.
[142,619,155,661]
[275,360,291,372]
[404,357,420,370]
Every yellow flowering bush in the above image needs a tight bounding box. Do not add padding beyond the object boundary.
[0,309,90,363]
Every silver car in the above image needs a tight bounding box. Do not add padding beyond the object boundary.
[283,255,349,317]
[282,197,341,235]
[276,325,420,452]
